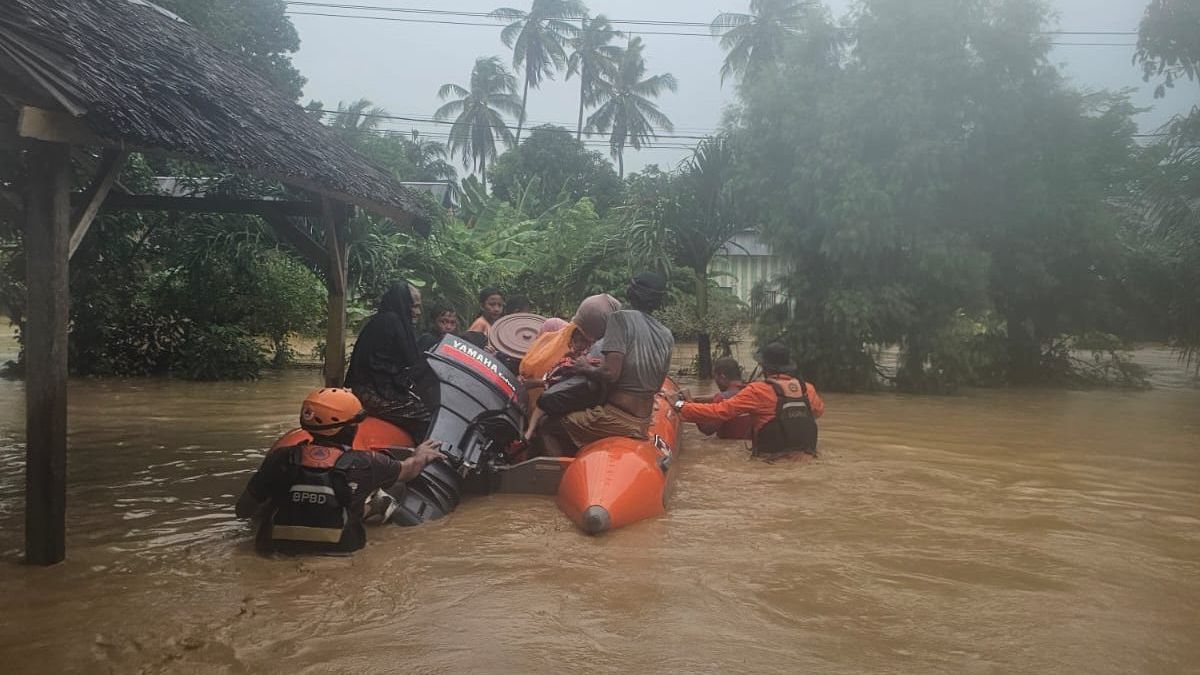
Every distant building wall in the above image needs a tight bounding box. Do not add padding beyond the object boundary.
[708,233,786,305]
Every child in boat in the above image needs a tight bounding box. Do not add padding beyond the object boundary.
[544,273,675,457]
[520,294,621,436]
[504,294,532,315]
[524,327,600,440]
[691,357,754,440]
[467,287,505,336]
[417,300,458,352]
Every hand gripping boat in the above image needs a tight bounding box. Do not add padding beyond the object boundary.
[269,335,683,533]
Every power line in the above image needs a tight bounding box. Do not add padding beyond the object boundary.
[336,125,700,150]
[283,1,817,29]
[283,2,1137,35]
[311,107,718,140]
[285,9,1138,43]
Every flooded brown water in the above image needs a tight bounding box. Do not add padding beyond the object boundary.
[0,348,1197,674]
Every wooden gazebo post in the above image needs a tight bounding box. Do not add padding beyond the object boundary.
[322,197,350,387]
[23,139,71,565]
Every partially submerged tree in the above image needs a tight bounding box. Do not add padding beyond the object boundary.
[1134,0,1200,367]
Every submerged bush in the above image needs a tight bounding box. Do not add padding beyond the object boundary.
[171,325,267,381]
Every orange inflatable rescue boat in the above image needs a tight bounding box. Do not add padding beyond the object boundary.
[268,336,683,534]
[552,378,683,533]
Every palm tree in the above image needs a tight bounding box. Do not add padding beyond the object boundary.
[490,0,586,144]
[566,14,623,140]
[405,130,457,182]
[670,136,745,379]
[329,98,388,132]
[433,57,523,191]
[585,37,678,178]
[711,0,810,84]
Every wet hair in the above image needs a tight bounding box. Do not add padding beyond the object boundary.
[478,287,504,305]
[627,271,668,312]
[427,299,456,327]
[461,331,489,349]
[504,295,531,315]
[713,357,743,381]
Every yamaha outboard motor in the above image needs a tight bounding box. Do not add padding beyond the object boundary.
[386,335,525,525]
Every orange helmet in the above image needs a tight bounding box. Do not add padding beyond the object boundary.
[300,388,366,436]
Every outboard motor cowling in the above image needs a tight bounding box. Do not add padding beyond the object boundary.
[385,335,525,526]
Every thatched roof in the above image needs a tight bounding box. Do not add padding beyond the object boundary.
[0,0,432,231]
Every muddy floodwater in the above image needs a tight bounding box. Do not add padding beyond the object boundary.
[0,348,1197,674]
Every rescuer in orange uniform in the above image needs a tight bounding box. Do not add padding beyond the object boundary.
[677,343,824,458]
[235,388,443,555]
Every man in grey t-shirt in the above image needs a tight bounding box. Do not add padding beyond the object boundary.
[548,272,674,454]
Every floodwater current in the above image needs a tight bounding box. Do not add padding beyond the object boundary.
[0,348,1197,674]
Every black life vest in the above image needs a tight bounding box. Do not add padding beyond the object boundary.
[263,443,364,554]
[752,377,818,458]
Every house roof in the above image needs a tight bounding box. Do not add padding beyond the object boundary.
[400,181,458,210]
[0,0,432,232]
[718,232,772,257]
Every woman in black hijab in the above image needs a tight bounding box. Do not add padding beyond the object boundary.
[345,281,431,438]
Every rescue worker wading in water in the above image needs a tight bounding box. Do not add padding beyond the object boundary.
[676,343,825,459]
[235,388,444,555]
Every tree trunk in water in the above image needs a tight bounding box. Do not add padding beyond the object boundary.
[696,268,712,380]
[517,77,530,144]
[1005,313,1039,384]
[322,198,349,387]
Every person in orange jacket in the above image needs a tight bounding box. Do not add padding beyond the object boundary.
[677,343,824,458]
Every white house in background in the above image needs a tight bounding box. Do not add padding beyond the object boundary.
[708,232,786,305]
[400,181,459,212]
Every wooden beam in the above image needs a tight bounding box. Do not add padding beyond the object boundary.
[24,140,71,566]
[96,193,326,218]
[322,197,349,387]
[17,106,103,146]
[67,149,126,260]
[255,205,329,271]
[94,192,328,214]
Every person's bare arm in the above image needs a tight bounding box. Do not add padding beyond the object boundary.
[394,439,446,483]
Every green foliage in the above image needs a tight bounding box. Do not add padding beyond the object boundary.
[732,0,1145,391]
[1133,0,1199,368]
[655,289,749,352]
[585,37,678,177]
[154,0,305,99]
[315,100,457,182]
[434,57,524,189]
[244,252,326,366]
[490,125,624,213]
[1134,0,1200,99]
[711,0,834,85]
[490,0,587,141]
[567,14,624,138]
[172,325,267,381]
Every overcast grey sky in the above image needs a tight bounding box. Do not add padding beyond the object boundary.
[289,0,1197,175]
